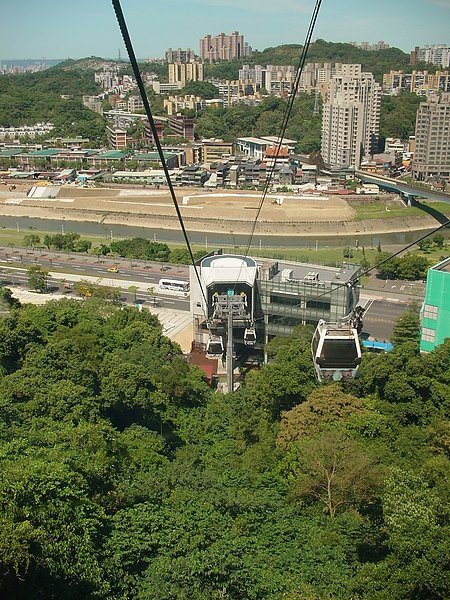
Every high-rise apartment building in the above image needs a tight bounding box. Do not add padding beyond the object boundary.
[383,70,450,95]
[412,93,450,180]
[411,44,450,69]
[166,48,195,63]
[199,31,250,61]
[349,41,390,51]
[321,65,381,170]
[168,62,204,87]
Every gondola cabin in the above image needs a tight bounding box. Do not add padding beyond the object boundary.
[206,334,224,358]
[312,319,362,382]
[243,326,256,345]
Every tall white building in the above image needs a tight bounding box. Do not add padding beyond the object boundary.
[321,65,381,170]
[412,93,450,180]
[413,44,450,69]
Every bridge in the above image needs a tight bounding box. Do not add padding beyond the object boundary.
[355,171,450,205]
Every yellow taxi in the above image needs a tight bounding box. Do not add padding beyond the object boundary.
[107,266,119,273]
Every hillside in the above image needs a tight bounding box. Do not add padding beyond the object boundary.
[253,39,431,82]
[0,296,449,599]
[0,66,106,142]
[203,40,434,83]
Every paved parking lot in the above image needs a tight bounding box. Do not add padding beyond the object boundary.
[364,275,426,298]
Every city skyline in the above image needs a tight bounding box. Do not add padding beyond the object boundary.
[0,0,449,60]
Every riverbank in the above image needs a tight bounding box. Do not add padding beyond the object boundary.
[0,183,446,238]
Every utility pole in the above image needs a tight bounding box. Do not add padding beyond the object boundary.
[226,298,233,394]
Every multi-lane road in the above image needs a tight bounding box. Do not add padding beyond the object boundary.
[0,247,191,310]
[0,247,424,342]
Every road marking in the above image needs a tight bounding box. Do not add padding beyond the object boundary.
[360,298,374,311]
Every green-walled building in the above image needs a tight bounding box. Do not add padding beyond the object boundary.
[420,256,450,352]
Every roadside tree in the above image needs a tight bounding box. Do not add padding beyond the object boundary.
[23,234,40,249]
[27,265,48,292]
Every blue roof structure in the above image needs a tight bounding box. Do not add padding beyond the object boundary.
[362,340,393,352]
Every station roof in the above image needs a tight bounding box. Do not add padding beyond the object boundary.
[112,170,178,178]
[260,135,297,145]
[132,152,177,160]
[237,137,271,145]
[263,259,359,285]
[201,254,257,287]
[9,171,37,178]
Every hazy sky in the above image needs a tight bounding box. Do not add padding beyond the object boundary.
[1,0,449,60]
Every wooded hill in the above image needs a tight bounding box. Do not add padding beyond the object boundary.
[0,39,433,146]
[205,39,433,83]
[0,67,106,142]
[0,295,449,599]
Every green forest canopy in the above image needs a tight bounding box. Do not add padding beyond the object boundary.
[0,67,107,142]
[0,294,449,599]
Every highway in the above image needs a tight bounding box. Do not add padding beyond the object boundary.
[1,248,424,344]
[0,247,191,311]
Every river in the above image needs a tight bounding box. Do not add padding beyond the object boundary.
[2,215,447,250]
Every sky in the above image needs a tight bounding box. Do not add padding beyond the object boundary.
[0,0,449,60]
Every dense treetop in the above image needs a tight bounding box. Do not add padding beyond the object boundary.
[0,294,449,599]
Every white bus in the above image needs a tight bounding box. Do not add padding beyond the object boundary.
[158,278,190,292]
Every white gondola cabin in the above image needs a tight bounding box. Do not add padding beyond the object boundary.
[243,326,256,346]
[312,319,362,382]
[206,334,224,358]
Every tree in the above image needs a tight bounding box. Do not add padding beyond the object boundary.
[397,252,429,280]
[358,467,450,599]
[380,93,424,141]
[343,246,354,259]
[294,430,381,517]
[277,384,366,448]
[376,251,400,279]
[128,285,139,303]
[391,304,420,347]
[74,239,92,253]
[27,265,48,292]
[241,337,316,418]
[417,238,433,252]
[433,233,444,249]
[92,246,103,262]
[179,80,219,99]
[23,234,40,249]
[43,234,52,250]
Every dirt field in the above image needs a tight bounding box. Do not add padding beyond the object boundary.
[0,183,440,237]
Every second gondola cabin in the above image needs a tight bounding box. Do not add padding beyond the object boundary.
[312,319,362,382]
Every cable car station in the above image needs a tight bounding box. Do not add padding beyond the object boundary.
[190,250,361,389]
